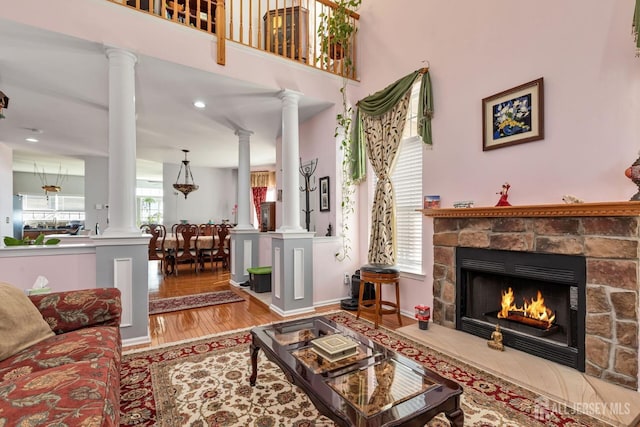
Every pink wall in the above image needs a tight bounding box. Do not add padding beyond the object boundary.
[355,0,640,315]
[0,251,97,292]
[312,236,359,305]
[299,109,338,236]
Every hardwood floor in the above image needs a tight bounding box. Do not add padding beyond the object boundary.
[126,261,416,350]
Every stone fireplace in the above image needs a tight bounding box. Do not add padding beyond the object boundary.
[424,202,639,390]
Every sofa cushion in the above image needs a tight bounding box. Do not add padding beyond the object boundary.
[0,358,120,427]
[0,326,121,383]
[0,283,54,362]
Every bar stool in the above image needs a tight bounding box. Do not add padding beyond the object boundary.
[356,264,401,329]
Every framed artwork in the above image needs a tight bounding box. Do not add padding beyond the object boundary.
[482,78,544,151]
[319,176,330,212]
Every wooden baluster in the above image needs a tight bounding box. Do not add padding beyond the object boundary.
[195,0,201,31]
[248,0,253,47]
[274,0,279,57]
[312,1,318,68]
[257,0,262,50]
[350,15,357,79]
[239,0,244,44]
[229,0,234,40]
[264,0,273,52]
[216,0,226,65]
[289,3,294,60]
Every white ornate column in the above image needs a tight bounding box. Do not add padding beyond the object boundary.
[235,129,253,230]
[94,47,150,346]
[270,89,314,316]
[230,129,259,286]
[278,89,304,232]
[104,47,138,236]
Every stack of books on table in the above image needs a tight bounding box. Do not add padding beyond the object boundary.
[310,334,359,363]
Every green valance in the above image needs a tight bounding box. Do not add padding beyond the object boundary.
[634,0,640,55]
[351,69,433,183]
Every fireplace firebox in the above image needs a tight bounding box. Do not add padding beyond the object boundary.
[456,247,586,371]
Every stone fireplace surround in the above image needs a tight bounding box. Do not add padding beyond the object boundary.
[423,202,639,390]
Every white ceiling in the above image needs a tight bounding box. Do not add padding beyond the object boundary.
[0,18,332,181]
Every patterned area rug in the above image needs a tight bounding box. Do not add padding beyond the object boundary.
[120,311,610,426]
[148,290,244,315]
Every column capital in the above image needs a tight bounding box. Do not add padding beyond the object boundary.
[234,129,254,138]
[104,46,138,64]
[278,89,303,102]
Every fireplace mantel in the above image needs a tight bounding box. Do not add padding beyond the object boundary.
[421,201,640,218]
[428,204,640,390]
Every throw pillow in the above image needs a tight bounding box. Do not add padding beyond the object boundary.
[0,282,55,362]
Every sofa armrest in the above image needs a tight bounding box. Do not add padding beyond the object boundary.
[29,288,122,334]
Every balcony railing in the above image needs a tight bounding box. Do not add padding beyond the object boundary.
[110,0,359,79]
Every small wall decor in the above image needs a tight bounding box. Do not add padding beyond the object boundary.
[625,151,640,201]
[423,195,440,209]
[319,176,330,212]
[482,78,544,151]
[495,182,511,206]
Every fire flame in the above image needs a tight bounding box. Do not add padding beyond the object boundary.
[497,287,556,329]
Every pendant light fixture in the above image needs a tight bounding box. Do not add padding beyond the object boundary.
[34,163,67,200]
[173,149,199,199]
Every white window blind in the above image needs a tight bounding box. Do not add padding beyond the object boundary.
[391,135,423,274]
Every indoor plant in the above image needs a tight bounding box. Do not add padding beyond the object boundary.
[318,0,361,261]
[318,0,361,75]
[3,234,60,246]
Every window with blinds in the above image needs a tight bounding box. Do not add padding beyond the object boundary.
[391,135,423,274]
[369,83,425,274]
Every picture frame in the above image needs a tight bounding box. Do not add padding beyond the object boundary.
[482,78,544,151]
[319,176,330,212]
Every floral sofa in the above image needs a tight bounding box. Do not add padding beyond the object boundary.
[0,287,122,426]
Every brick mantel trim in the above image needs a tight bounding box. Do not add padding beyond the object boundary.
[421,201,640,218]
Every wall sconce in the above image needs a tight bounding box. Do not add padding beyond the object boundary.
[173,149,199,199]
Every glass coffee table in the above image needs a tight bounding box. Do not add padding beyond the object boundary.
[249,316,463,426]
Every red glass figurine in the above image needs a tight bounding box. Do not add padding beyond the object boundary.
[496,182,511,206]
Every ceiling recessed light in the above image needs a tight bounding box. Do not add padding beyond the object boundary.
[25,137,39,143]
[193,100,206,109]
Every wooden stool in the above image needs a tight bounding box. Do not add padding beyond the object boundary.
[356,264,401,329]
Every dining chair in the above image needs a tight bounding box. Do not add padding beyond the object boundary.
[211,224,231,270]
[140,224,168,274]
[169,223,199,275]
[197,224,216,271]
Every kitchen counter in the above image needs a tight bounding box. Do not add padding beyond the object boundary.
[23,228,81,238]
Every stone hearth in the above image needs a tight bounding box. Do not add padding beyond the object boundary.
[423,202,640,390]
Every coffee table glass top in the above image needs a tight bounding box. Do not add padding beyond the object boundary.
[255,316,453,421]
[326,358,439,416]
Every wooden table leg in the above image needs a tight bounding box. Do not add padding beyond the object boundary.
[445,407,464,427]
[249,342,260,386]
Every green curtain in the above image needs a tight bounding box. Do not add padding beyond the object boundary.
[634,0,640,55]
[351,69,433,183]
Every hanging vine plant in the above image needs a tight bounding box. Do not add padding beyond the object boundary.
[335,84,356,261]
[318,0,361,261]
